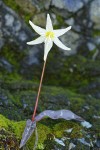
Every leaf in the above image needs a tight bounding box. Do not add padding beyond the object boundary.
[19,119,36,148]
[35,110,84,122]
[20,109,84,148]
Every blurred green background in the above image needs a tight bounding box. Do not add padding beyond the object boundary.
[0,0,100,149]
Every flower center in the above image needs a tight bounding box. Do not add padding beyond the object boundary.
[45,31,54,39]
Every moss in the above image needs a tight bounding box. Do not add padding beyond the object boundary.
[3,0,20,12]
[53,15,65,29]
[0,78,100,122]
[1,42,99,92]
[0,114,88,149]
[93,29,100,37]
[56,15,64,24]
[0,44,27,87]
[0,114,51,149]
[0,114,10,129]
[0,44,25,69]
[3,72,23,83]
[44,54,100,91]
[0,55,99,146]
[53,120,83,138]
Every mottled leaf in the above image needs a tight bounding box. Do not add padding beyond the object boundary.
[35,110,84,122]
[20,119,36,148]
[20,109,84,148]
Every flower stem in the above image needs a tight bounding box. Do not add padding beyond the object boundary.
[32,59,47,121]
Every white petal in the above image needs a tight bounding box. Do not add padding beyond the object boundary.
[29,20,45,36]
[46,14,53,31]
[54,37,71,50]
[54,26,71,37]
[27,36,44,45]
[44,39,53,61]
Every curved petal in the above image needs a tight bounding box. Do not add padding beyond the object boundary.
[54,26,71,37]
[44,38,53,61]
[46,14,53,31]
[27,36,45,45]
[54,37,71,50]
[29,20,45,36]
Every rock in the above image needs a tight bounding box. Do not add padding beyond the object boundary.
[0,38,4,49]
[51,0,88,12]
[51,0,66,9]
[44,0,51,9]
[65,17,74,26]
[68,142,76,150]
[94,36,100,45]
[5,14,14,27]
[0,1,43,68]
[87,42,96,51]
[0,113,93,150]
[80,81,100,99]
[60,30,79,55]
[0,114,51,149]
[90,0,100,29]
[34,0,51,10]
[0,58,13,72]
[96,138,100,148]
[0,78,100,125]
[18,30,28,42]
[65,0,83,12]
[13,20,21,32]
[81,121,92,129]
[1,2,31,48]
[32,13,46,27]
[93,115,100,119]
[15,0,37,14]
[0,1,100,149]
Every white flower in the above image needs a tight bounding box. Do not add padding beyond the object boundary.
[27,14,71,61]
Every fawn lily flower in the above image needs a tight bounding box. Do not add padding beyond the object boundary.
[27,14,71,61]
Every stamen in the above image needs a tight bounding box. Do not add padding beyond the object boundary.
[45,31,54,39]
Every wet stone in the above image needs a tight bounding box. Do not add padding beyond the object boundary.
[96,138,100,148]
[51,0,88,12]
[5,14,14,27]
[90,0,100,29]
[0,58,13,72]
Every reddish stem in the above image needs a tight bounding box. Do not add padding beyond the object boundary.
[32,59,47,121]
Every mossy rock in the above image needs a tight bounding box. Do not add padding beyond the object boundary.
[3,0,37,24]
[44,54,100,89]
[0,79,100,129]
[1,42,100,92]
[0,114,51,149]
[0,114,87,150]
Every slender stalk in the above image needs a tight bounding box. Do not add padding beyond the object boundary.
[32,59,47,121]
